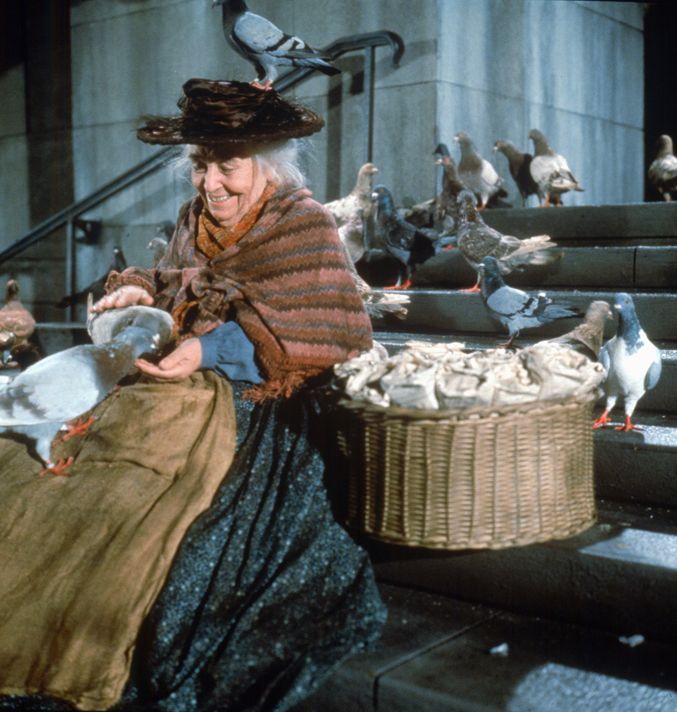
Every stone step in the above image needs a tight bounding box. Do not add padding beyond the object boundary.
[295,583,677,712]
[367,501,677,642]
[482,202,677,245]
[412,244,677,290]
[594,413,677,508]
[374,331,677,414]
[371,289,677,342]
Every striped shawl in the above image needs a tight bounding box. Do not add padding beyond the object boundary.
[107,186,372,399]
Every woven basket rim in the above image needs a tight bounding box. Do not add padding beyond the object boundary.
[336,391,598,422]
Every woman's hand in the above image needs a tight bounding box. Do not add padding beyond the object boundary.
[136,338,202,381]
[90,286,153,313]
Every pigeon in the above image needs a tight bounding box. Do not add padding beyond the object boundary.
[647,134,677,202]
[456,190,559,291]
[325,162,379,263]
[528,129,584,207]
[58,246,127,308]
[148,221,174,266]
[213,0,340,88]
[402,143,465,233]
[593,292,662,432]
[454,131,507,209]
[371,185,437,289]
[478,256,580,348]
[0,303,174,473]
[332,213,408,319]
[493,139,539,206]
[536,300,613,361]
[0,279,36,350]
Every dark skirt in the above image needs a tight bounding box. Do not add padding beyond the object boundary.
[0,382,386,712]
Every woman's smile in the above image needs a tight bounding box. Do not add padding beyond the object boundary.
[190,150,267,227]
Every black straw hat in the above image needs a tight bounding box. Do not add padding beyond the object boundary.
[137,78,325,145]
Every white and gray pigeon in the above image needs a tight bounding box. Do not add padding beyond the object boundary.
[454,131,507,209]
[528,129,583,207]
[648,134,677,202]
[0,304,174,473]
[213,0,340,87]
[325,162,379,264]
[593,292,662,432]
[478,256,580,348]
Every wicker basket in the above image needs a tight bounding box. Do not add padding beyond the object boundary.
[335,395,597,550]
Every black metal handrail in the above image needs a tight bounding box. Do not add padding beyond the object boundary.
[0,29,404,288]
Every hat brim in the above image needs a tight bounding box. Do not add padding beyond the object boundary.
[136,78,325,145]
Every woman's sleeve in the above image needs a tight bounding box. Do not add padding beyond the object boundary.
[199,321,264,384]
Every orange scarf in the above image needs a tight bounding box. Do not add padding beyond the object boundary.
[173,183,277,330]
[196,183,277,259]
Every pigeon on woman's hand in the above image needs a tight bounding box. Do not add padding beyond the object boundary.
[528,129,583,207]
[213,0,339,88]
[371,185,437,289]
[454,132,507,209]
[456,190,558,291]
[0,304,174,474]
[593,293,662,432]
[648,134,677,202]
[478,256,580,348]
[536,300,613,361]
[493,139,539,206]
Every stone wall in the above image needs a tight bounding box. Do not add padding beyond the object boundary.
[0,0,646,319]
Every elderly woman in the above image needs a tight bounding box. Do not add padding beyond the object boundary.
[0,80,385,711]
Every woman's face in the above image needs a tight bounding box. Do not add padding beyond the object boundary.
[190,147,267,227]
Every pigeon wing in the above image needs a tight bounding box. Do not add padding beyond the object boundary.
[646,350,662,391]
[234,12,291,52]
[486,285,531,317]
[599,341,611,373]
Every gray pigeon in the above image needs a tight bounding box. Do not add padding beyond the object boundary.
[593,292,662,432]
[647,134,677,202]
[528,129,583,207]
[148,222,174,266]
[213,0,340,88]
[58,246,127,308]
[0,304,174,473]
[456,190,559,291]
[493,139,539,206]
[454,132,507,209]
[478,256,580,347]
[371,185,437,288]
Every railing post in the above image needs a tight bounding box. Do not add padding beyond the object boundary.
[65,218,77,323]
[364,45,376,164]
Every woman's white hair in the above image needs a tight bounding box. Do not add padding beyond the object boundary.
[175,139,308,189]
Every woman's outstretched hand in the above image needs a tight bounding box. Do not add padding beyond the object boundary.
[136,338,202,381]
[90,286,154,313]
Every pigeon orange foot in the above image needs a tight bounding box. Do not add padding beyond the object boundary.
[250,80,273,91]
[61,414,97,442]
[615,416,642,432]
[592,411,611,429]
[39,456,74,477]
[384,279,413,290]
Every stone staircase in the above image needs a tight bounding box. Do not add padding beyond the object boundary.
[298,203,677,711]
